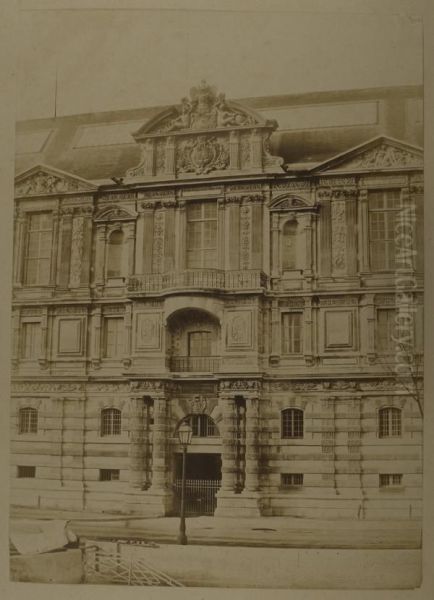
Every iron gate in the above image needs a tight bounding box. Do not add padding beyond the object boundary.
[173,479,221,516]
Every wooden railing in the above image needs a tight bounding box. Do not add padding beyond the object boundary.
[169,356,220,373]
[127,269,268,293]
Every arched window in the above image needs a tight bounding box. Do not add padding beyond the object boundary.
[379,407,402,438]
[281,408,304,439]
[179,414,219,438]
[101,408,122,436]
[282,220,297,270]
[19,407,38,434]
[107,230,124,278]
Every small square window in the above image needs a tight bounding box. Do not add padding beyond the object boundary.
[17,466,36,478]
[281,473,303,488]
[379,473,403,487]
[99,469,120,481]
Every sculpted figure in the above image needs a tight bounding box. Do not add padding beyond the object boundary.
[168,97,192,131]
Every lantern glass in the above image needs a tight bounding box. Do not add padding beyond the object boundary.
[178,422,193,447]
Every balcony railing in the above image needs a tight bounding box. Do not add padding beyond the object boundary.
[169,356,221,373]
[127,269,268,294]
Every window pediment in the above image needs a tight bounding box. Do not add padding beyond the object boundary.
[94,205,137,222]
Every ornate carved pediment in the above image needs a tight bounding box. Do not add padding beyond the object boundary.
[134,81,265,137]
[125,81,284,181]
[15,164,97,197]
[94,205,137,222]
[311,136,423,175]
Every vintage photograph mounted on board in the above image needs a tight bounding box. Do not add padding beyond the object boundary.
[8,0,424,590]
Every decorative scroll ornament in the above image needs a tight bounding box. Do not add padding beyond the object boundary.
[177,136,229,174]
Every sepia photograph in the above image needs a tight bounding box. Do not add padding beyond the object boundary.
[4,0,430,594]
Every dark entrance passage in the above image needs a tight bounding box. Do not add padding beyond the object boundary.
[173,453,221,516]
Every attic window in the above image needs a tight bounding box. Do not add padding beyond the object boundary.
[73,121,144,148]
[16,130,52,155]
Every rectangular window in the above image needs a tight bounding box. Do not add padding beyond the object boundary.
[99,469,120,481]
[21,322,41,359]
[17,466,36,478]
[379,474,403,487]
[186,201,217,269]
[103,318,124,358]
[24,212,53,285]
[376,309,396,353]
[281,312,303,354]
[188,331,212,357]
[281,473,303,488]
[368,190,400,272]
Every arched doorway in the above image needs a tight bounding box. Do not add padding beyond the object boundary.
[173,414,222,516]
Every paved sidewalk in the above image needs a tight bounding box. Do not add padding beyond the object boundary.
[10,507,422,549]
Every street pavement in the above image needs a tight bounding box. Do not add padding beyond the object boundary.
[10,507,422,549]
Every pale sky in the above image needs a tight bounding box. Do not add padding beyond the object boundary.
[16,6,423,120]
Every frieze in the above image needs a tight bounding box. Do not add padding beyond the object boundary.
[219,379,262,392]
[318,177,356,187]
[360,380,402,391]
[323,381,359,391]
[88,382,129,392]
[20,307,43,316]
[99,192,137,201]
[226,184,263,192]
[101,305,125,315]
[269,381,321,392]
[374,294,396,306]
[54,306,88,315]
[273,181,311,190]
[129,380,165,392]
[318,295,358,306]
[139,190,176,199]
[359,175,408,188]
[409,184,424,194]
[278,298,305,308]
[331,188,357,199]
[182,186,223,196]
[12,382,85,393]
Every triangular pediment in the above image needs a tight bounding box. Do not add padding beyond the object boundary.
[14,164,98,197]
[311,136,423,174]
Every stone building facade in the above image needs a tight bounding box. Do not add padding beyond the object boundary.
[11,82,423,519]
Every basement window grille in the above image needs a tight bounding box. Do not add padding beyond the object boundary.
[379,473,402,487]
[17,466,36,478]
[99,469,120,481]
[281,473,303,488]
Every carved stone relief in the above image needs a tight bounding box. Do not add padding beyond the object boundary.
[69,216,84,286]
[176,136,229,174]
[240,204,251,269]
[15,170,93,197]
[331,199,346,275]
[344,144,423,170]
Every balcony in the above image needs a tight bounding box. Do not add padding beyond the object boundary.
[127,269,268,295]
[169,356,221,373]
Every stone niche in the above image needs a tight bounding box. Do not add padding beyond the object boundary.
[125,81,284,182]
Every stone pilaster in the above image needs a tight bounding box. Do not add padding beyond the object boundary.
[331,191,347,277]
[358,189,369,272]
[80,205,93,286]
[57,207,73,287]
[270,212,280,278]
[123,304,132,368]
[218,395,237,492]
[69,212,85,288]
[243,395,260,492]
[150,395,169,491]
[129,396,146,490]
[318,188,332,277]
[125,222,136,277]
[217,198,225,269]
[90,306,102,368]
[49,208,60,286]
[94,224,106,285]
[226,196,240,270]
[240,199,252,270]
[13,208,25,286]
[176,201,186,271]
[360,293,375,363]
[39,308,49,368]
[165,136,176,177]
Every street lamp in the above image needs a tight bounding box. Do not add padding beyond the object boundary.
[177,421,193,545]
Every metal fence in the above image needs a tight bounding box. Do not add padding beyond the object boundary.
[173,478,221,516]
[83,541,184,586]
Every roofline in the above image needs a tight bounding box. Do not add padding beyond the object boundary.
[16,84,423,127]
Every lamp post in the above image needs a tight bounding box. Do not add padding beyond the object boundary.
[177,421,193,545]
